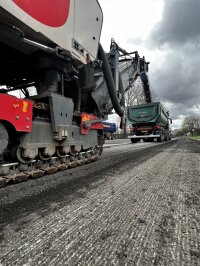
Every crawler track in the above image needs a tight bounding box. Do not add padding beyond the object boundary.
[0,148,101,188]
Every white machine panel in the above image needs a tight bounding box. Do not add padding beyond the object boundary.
[74,0,103,61]
[0,0,103,63]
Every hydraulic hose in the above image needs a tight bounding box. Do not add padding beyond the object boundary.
[140,72,152,103]
[119,73,125,107]
[98,43,124,117]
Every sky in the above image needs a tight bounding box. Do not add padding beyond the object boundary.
[99,0,200,129]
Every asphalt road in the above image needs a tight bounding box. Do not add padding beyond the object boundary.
[0,138,200,265]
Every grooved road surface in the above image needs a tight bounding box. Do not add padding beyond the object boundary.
[0,138,200,265]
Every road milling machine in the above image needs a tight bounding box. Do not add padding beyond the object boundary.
[0,0,151,187]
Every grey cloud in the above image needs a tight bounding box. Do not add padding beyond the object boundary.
[163,102,200,120]
[148,48,200,123]
[145,0,200,126]
[150,51,200,104]
[150,0,200,47]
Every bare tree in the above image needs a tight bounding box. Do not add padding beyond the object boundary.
[112,76,157,137]
[151,90,160,102]
[123,77,152,136]
[125,77,146,109]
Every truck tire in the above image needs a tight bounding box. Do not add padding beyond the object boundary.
[131,138,140,143]
[143,138,153,142]
[165,134,169,141]
[158,134,164,142]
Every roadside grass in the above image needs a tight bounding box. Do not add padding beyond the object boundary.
[189,135,200,140]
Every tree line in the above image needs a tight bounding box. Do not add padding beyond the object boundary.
[177,116,200,136]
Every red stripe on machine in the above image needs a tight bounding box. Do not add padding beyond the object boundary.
[13,0,70,27]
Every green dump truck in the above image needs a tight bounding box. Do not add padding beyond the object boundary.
[127,102,172,143]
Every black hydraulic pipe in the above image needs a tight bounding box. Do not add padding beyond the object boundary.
[98,43,124,117]
[140,72,152,103]
[119,73,125,107]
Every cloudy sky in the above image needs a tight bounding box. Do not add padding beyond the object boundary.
[99,0,200,129]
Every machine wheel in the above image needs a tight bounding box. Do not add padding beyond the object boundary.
[0,123,9,157]
[56,147,67,158]
[10,144,32,163]
[69,146,78,156]
[38,149,52,161]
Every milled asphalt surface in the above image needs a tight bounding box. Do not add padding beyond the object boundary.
[0,137,200,265]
